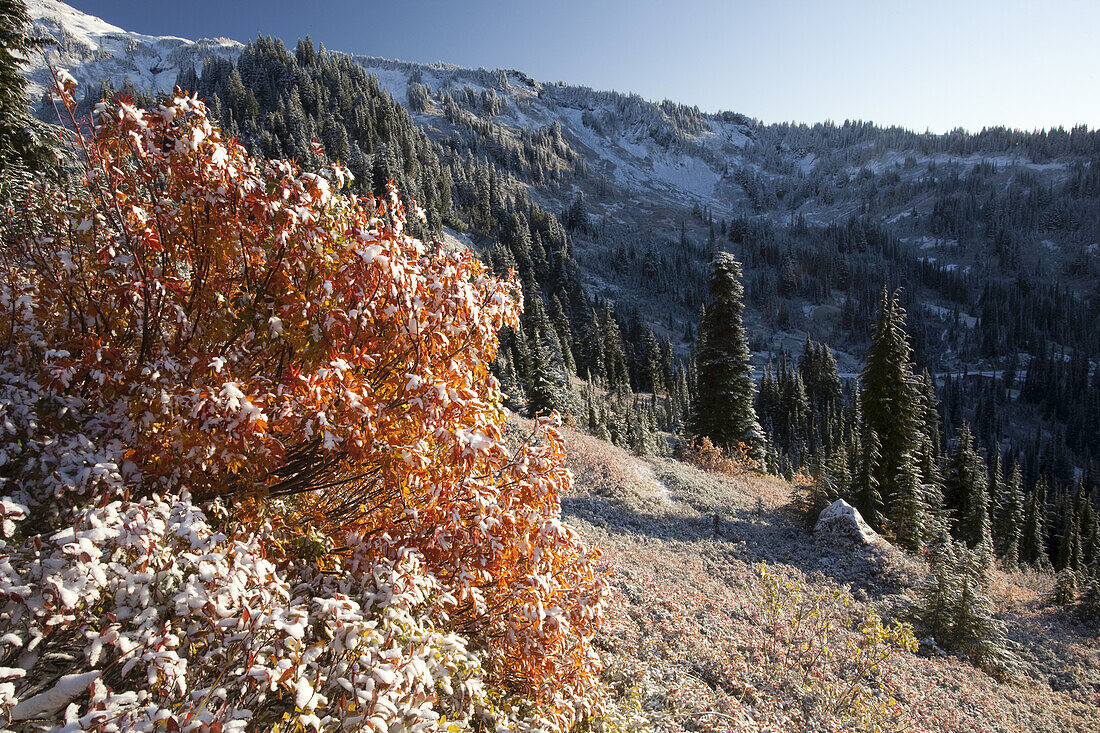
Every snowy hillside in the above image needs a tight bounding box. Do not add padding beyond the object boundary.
[357,57,755,211]
[23,1,1079,236]
[23,0,241,106]
[22,1,1099,383]
[22,1,754,215]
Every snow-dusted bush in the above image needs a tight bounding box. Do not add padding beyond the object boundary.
[676,437,758,478]
[0,71,605,731]
[0,492,486,731]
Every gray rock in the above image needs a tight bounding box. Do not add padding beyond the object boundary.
[814,499,881,546]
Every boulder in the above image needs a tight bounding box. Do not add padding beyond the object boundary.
[814,499,881,546]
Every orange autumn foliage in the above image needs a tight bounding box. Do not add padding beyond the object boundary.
[678,436,759,477]
[0,76,604,729]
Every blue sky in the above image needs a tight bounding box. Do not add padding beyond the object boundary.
[70,0,1099,133]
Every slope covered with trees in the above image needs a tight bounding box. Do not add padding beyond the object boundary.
[24,2,1098,515]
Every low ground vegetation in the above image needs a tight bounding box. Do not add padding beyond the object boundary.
[547,418,1100,732]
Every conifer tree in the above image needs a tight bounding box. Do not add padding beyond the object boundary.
[659,337,675,392]
[859,288,926,545]
[852,427,886,530]
[690,253,764,458]
[944,424,992,557]
[598,303,630,391]
[949,544,1012,676]
[548,294,576,375]
[1021,478,1051,569]
[917,528,961,643]
[914,529,1014,678]
[639,328,663,394]
[917,435,947,537]
[0,0,53,182]
[779,365,810,463]
[579,308,605,384]
[1073,487,1097,571]
[756,361,779,438]
[995,461,1025,569]
[507,322,533,389]
[523,291,568,417]
[893,450,929,552]
[822,442,851,504]
[917,370,942,460]
[988,453,1005,528]
[799,336,842,413]
[1058,505,1084,573]
[668,365,691,432]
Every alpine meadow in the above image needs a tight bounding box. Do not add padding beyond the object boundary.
[0,1,1098,731]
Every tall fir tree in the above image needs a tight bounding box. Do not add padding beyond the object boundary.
[799,336,842,413]
[598,302,630,392]
[690,253,764,458]
[1057,503,1084,573]
[851,427,887,531]
[523,289,568,417]
[916,527,961,643]
[994,461,1025,569]
[944,424,993,561]
[894,451,930,553]
[0,0,54,183]
[1020,478,1051,569]
[859,288,927,549]
[579,308,606,384]
[548,294,577,376]
[987,453,1005,529]
[917,370,942,460]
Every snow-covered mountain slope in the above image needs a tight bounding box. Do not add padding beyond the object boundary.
[23,0,241,106]
[23,1,1073,229]
[21,1,1098,375]
[350,56,756,214]
[21,1,750,215]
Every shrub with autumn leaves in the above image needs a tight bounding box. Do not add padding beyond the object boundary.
[676,437,758,479]
[0,72,605,731]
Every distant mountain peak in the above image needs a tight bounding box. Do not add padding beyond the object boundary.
[22,0,242,105]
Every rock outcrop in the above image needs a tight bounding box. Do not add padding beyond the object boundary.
[814,499,881,546]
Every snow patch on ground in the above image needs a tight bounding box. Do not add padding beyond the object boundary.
[440,227,477,253]
[355,65,410,106]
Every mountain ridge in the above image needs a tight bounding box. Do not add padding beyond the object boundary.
[22,0,1100,479]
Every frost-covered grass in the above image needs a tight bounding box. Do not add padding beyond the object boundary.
[538,418,1100,732]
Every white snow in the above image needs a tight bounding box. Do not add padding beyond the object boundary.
[441,227,476,253]
[903,236,956,250]
[10,670,101,721]
[23,0,242,106]
[26,0,126,40]
[360,67,410,106]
